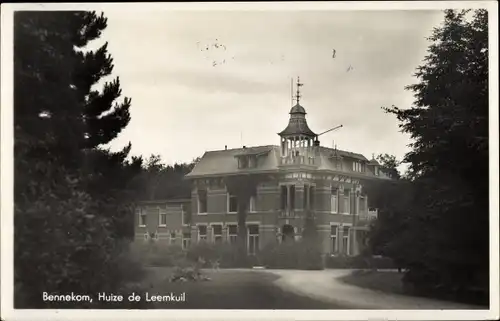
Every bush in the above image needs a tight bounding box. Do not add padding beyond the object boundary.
[260,241,324,270]
[325,255,396,269]
[130,242,186,267]
[186,242,252,268]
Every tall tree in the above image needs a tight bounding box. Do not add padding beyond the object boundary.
[375,153,401,180]
[382,9,489,303]
[14,11,143,307]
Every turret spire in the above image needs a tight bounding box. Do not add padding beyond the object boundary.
[294,76,303,105]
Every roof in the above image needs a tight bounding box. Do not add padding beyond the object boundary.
[290,103,306,114]
[278,104,317,137]
[367,158,380,166]
[185,144,390,180]
[185,145,280,178]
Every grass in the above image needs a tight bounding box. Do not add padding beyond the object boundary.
[338,270,489,307]
[338,270,406,295]
[135,267,342,309]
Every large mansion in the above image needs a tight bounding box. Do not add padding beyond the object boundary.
[135,81,391,256]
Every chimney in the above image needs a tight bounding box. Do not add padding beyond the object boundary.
[225,145,227,150]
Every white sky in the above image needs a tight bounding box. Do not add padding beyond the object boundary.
[91,9,446,171]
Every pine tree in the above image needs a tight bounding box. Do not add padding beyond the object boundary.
[14,11,144,307]
[383,9,489,304]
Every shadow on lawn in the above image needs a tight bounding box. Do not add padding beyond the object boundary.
[137,267,342,309]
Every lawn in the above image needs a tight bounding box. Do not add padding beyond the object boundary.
[338,270,489,307]
[338,270,406,295]
[134,267,342,309]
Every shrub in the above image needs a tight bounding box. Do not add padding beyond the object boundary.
[186,242,251,268]
[326,255,396,269]
[130,242,186,267]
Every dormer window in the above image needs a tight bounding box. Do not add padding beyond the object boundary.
[248,156,257,168]
[238,157,249,169]
[352,161,364,172]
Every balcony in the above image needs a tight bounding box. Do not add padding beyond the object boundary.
[279,209,296,218]
[357,208,378,223]
[279,155,317,166]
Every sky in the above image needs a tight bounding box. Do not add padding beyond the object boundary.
[91,9,446,172]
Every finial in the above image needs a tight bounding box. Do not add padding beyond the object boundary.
[295,76,303,104]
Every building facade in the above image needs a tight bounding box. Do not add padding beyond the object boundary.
[135,85,390,256]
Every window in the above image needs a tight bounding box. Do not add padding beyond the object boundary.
[343,190,350,214]
[181,204,189,226]
[248,156,257,168]
[342,226,350,255]
[330,225,338,253]
[198,225,207,242]
[280,185,287,210]
[304,184,309,210]
[227,225,238,244]
[352,161,364,172]
[159,208,167,227]
[309,186,315,210]
[374,166,379,176]
[212,225,223,243]
[359,196,367,214]
[290,185,296,209]
[198,190,207,214]
[249,196,256,212]
[182,233,191,249]
[228,193,238,213]
[331,187,338,213]
[248,225,259,255]
[170,232,176,245]
[138,208,147,227]
[238,157,248,169]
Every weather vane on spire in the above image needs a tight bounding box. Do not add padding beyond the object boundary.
[295,76,303,104]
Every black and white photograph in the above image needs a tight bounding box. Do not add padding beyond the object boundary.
[1,2,498,320]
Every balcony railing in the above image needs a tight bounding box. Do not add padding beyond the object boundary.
[280,155,317,166]
[357,208,378,222]
[279,209,295,218]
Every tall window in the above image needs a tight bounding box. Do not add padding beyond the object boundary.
[331,187,338,213]
[248,225,259,255]
[182,232,191,250]
[181,204,189,226]
[238,157,249,169]
[248,156,257,168]
[280,185,287,210]
[304,184,309,210]
[198,190,207,214]
[290,185,296,209]
[249,196,256,212]
[330,225,338,253]
[343,190,350,214]
[138,208,147,227]
[352,161,363,172]
[198,225,207,242]
[159,208,167,227]
[342,226,350,255]
[212,225,223,243]
[170,232,176,245]
[309,186,315,210]
[227,225,238,244]
[359,196,366,214]
[228,193,238,213]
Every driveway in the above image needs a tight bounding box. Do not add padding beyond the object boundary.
[248,269,484,309]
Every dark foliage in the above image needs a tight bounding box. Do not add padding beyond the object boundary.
[370,9,489,305]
